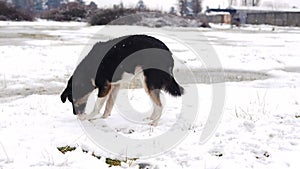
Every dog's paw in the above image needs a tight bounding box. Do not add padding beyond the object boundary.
[78,114,98,121]
[101,114,109,119]
[77,113,88,121]
[101,112,111,119]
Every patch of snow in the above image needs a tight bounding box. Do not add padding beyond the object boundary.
[1,21,300,168]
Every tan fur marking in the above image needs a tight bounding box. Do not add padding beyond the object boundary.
[102,84,120,118]
[99,82,112,97]
[148,89,163,126]
[149,90,162,107]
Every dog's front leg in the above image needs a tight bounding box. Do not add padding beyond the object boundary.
[102,84,120,118]
[78,96,107,121]
[89,96,108,119]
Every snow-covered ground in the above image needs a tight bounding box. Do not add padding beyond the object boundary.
[0,20,300,169]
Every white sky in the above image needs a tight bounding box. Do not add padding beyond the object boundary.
[83,0,300,11]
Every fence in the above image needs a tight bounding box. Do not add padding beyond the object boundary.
[205,11,300,27]
[246,12,300,26]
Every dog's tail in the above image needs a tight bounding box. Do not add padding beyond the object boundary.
[163,76,184,97]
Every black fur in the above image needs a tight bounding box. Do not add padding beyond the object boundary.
[144,69,184,96]
[61,35,183,115]
[61,76,72,103]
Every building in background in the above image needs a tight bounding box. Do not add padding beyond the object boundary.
[230,0,260,6]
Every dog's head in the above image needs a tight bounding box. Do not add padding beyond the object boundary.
[61,76,91,115]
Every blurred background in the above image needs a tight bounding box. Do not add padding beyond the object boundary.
[0,0,299,27]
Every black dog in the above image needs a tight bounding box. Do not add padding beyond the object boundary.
[61,35,183,126]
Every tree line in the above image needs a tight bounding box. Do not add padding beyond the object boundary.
[0,0,205,24]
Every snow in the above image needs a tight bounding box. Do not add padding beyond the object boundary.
[0,20,300,169]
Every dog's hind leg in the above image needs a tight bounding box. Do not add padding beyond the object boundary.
[148,89,163,126]
[102,84,120,118]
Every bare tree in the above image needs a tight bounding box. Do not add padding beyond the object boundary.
[178,0,187,16]
[46,0,62,10]
[136,0,146,11]
[179,0,202,16]
[12,0,34,11]
[191,0,202,15]
[254,0,261,6]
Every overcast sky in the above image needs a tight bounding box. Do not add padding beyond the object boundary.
[84,0,300,11]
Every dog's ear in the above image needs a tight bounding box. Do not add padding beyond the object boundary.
[61,76,73,103]
[60,89,68,103]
